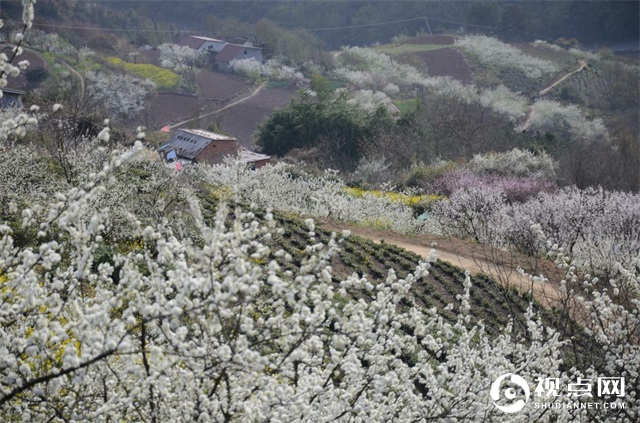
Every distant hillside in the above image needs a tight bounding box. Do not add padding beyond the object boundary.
[107,1,639,48]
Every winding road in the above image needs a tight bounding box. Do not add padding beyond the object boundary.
[521,60,588,131]
[539,60,588,96]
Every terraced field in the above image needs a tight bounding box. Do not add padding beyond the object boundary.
[547,62,623,108]
[375,35,473,84]
[199,195,587,346]
[397,47,473,84]
[375,43,446,55]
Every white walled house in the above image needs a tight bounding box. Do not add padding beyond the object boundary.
[215,44,263,72]
[178,35,227,53]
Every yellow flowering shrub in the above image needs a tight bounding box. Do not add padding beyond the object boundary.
[343,186,443,207]
[106,57,180,90]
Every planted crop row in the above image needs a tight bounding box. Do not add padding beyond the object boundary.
[201,196,562,335]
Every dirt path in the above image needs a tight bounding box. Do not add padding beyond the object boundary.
[168,81,267,130]
[539,60,587,96]
[319,220,567,309]
[521,60,588,131]
[60,60,85,98]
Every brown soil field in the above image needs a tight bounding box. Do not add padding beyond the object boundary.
[213,85,296,146]
[139,70,250,130]
[139,93,208,130]
[397,47,473,84]
[401,35,455,45]
[195,70,248,100]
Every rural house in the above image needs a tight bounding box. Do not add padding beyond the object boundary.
[160,128,270,168]
[215,44,263,72]
[218,36,254,46]
[178,35,227,53]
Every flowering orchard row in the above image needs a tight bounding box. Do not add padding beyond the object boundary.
[0,142,637,421]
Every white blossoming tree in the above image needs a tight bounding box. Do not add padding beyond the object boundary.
[520,99,608,142]
[456,35,559,80]
[86,71,155,120]
[158,43,206,92]
[230,57,304,82]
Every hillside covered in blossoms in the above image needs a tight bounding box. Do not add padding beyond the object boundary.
[0,0,639,421]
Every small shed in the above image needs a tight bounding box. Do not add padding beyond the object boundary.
[0,88,24,110]
[238,149,271,169]
[160,128,238,164]
[215,44,263,72]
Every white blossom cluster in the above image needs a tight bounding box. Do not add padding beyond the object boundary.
[334,47,528,122]
[331,47,529,122]
[531,40,602,62]
[158,43,206,85]
[0,141,636,421]
[193,161,423,233]
[195,160,636,284]
[521,100,608,142]
[262,58,304,82]
[422,78,529,122]
[24,29,77,57]
[0,145,67,210]
[468,148,558,179]
[0,3,637,420]
[531,40,566,53]
[346,89,393,113]
[86,71,155,119]
[2,141,192,241]
[352,156,392,184]
[230,57,305,82]
[456,35,560,79]
[0,0,37,142]
[333,46,423,94]
[329,43,610,142]
[229,57,262,80]
[0,109,37,141]
[431,186,640,285]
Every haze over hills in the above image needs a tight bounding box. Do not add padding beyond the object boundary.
[106,1,639,47]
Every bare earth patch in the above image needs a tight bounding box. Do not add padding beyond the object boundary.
[396,47,473,84]
[139,70,250,130]
[138,93,207,130]
[214,85,297,146]
[195,70,248,100]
